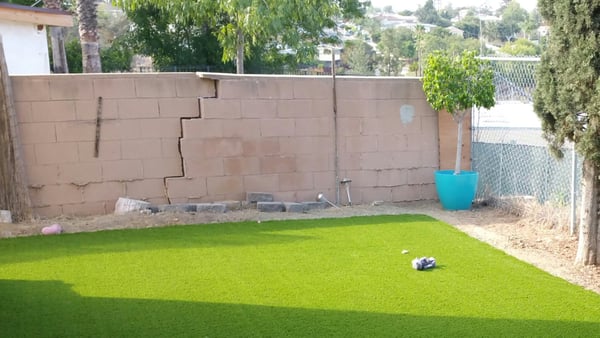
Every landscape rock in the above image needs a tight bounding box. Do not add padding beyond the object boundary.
[157,204,197,213]
[196,203,227,213]
[218,200,242,211]
[301,201,328,211]
[0,210,12,223]
[257,201,285,212]
[114,197,151,215]
[284,202,307,213]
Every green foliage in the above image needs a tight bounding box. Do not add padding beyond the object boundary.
[64,39,82,73]
[341,40,376,75]
[113,0,367,73]
[124,3,231,71]
[2,215,600,337]
[455,12,480,39]
[534,0,600,163]
[355,15,382,43]
[484,0,528,42]
[500,0,528,39]
[62,36,133,73]
[499,38,540,56]
[100,36,134,72]
[422,51,495,116]
[377,27,415,75]
[415,0,450,27]
[420,28,481,61]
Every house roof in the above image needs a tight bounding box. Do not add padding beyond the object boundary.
[0,2,73,27]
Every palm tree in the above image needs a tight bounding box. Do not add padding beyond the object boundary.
[77,0,102,72]
[43,0,69,73]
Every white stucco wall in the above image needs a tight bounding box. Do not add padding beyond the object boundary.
[0,20,50,75]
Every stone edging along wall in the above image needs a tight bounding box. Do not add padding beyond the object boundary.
[11,73,455,217]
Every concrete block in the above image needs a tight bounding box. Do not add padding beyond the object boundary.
[257,201,285,212]
[50,78,93,100]
[241,100,277,118]
[284,202,306,213]
[135,76,177,98]
[277,99,312,118]
[0,210,12,223]
[176,76,215,98]
[301,201,328,210]
[260,118,294,137]
[218,200,242,211]
[118,98,160,119]
[93,78,136,98]
[12,78,50,101]
[159,98,200,118]
[243,175,279,192]
[31,100,76,122]
[260,156,296,174]
[55,121,96,142]
[223,157,261,176]
[196,203,227,213]
[206,176,243,196]
[247,192,274,203]
[242,138,280,156]
[114,197,151,215]
[19,123,57,145]
[157,204,197,213]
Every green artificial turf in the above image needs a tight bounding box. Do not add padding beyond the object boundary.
[1,214,599,337]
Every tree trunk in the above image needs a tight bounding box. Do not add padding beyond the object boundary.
[575,158,599,265]
[236,28,244,74]
[77,0,102,73]
[44,0,68,73]
[0,36,32,222]
[454,113,464,175]
[50,27,68,73]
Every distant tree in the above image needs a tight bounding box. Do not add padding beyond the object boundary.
[499,38,540,56]
[377,27,415,75]
[356,15,382,43]
[115,0,367,74]
[342,40,375,75]
[415,0,450,27]
[499,0,528,40]
[439,4,458,21]
[383,5,393,14]
[415,0,439,25]
[497,0,512,15]
[522,8,542,39]
[124,3,228,71]
[455,11,480,39]
[421,27,480,58]
[399,10,413,16]
[534,0,600,265]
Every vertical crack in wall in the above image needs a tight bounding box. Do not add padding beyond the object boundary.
[163,79,219,204]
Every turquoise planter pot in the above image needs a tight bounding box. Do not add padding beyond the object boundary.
[435,170,479,210]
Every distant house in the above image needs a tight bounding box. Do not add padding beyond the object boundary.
[446,26,464,37]
[0,2,72,75]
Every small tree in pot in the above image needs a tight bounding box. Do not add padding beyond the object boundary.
[422,50,495,209]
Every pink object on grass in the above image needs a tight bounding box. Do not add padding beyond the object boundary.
[41,223,63,235]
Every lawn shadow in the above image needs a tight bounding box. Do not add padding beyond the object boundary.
[2,279,598,337]
[0,214,435,265]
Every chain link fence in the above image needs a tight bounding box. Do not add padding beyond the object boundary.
[472,57,581,208]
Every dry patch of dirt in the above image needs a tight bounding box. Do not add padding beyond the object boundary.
[1,200,598,295]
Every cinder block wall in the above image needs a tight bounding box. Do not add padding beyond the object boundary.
[13,73,214,217]
[12,73,442,217]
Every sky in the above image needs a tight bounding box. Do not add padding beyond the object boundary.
[369,0,538,12]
